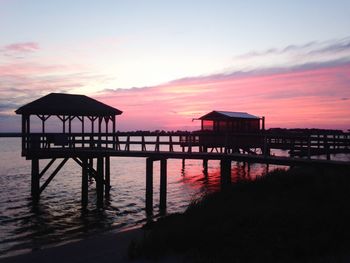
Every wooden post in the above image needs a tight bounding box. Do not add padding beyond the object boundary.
[146,158,153,215]
[155,135,160,152]
[203,159,208,175]
[82,116,85,148]
[142,135,146,151]
[220,158,231,188]
[169,135,174,152]
[182,146,185,168]
[82,158,88,207]
[105,156,111,198]
[263,135,268,157]
[324,134,330,160]
[160,159,167,211]
[31,158,40,201]
[21,115,26,153]
[88,158,93,182]
[98,117,102,148]
[96,157,104,207]
[261,116,265,131]
[113,116,116,150]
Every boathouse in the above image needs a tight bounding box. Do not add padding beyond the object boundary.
[182,111,266,153]
[198,110,264,133]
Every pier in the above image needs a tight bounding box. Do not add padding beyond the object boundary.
[15,93,350,214]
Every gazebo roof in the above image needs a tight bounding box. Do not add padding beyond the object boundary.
[15,93,122,116]
[199,111,260,120]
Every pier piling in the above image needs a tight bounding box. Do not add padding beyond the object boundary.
[160,158,167,211]
[203,159,208,175]
[31,158,39,201]
[105,156,111,198]
[146,158,154,215]
[81,158,88,207]
[220,158,231,188]
[96,157,104,207]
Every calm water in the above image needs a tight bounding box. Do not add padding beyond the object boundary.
[0,138,348,258]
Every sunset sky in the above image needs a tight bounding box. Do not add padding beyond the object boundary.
[1,0,350,131]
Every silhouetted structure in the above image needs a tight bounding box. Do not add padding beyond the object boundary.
[16,93,122,207]
[198,111,264,132]
[179,111,265,155]
[15,94,350,213]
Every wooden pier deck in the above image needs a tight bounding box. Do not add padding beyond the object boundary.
[19,131,350,213]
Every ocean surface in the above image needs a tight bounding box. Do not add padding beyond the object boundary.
[0,137,349,258]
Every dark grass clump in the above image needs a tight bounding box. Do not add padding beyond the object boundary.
[130,166,350,262]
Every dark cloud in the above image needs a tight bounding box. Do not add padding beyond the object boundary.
[236,37,350,59]
[162,58,350,87]
[308,37,350,55]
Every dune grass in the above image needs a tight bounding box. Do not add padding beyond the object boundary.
[130,166,350,262]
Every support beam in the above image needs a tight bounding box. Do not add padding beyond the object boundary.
[146,157,153,215]
[159,158,167,211]
[82,158,88,207]
[39,158,56,179]
[31,158,40,201]
[96,157,104,207]
[73,157,107,185]
[105,156,111,198]
[220,158,231,188]
[40,158,68,194]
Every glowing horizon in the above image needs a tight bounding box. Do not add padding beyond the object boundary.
[0,1,350,132]
[96,62,350,132]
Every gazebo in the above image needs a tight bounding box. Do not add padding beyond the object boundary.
[15,93,122,207]
[15,93,122,155]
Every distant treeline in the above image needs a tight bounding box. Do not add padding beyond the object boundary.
[267,128,348,135]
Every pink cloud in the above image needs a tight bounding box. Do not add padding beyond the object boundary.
[96,63,350,131]
[4,42,40,53]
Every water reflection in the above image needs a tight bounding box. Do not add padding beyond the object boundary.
[1,139,336,258]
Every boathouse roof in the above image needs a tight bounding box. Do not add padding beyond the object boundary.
[199,111,260,120]
[15,93,122,116]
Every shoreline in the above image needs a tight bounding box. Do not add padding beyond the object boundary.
[0,226,145,263]
[0,221,144,259]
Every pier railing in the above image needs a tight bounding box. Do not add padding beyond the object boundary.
[21,131,350,160]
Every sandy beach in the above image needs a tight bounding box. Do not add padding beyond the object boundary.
[0,227,146,263]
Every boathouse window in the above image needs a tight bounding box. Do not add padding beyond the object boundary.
[202,120,214,131]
